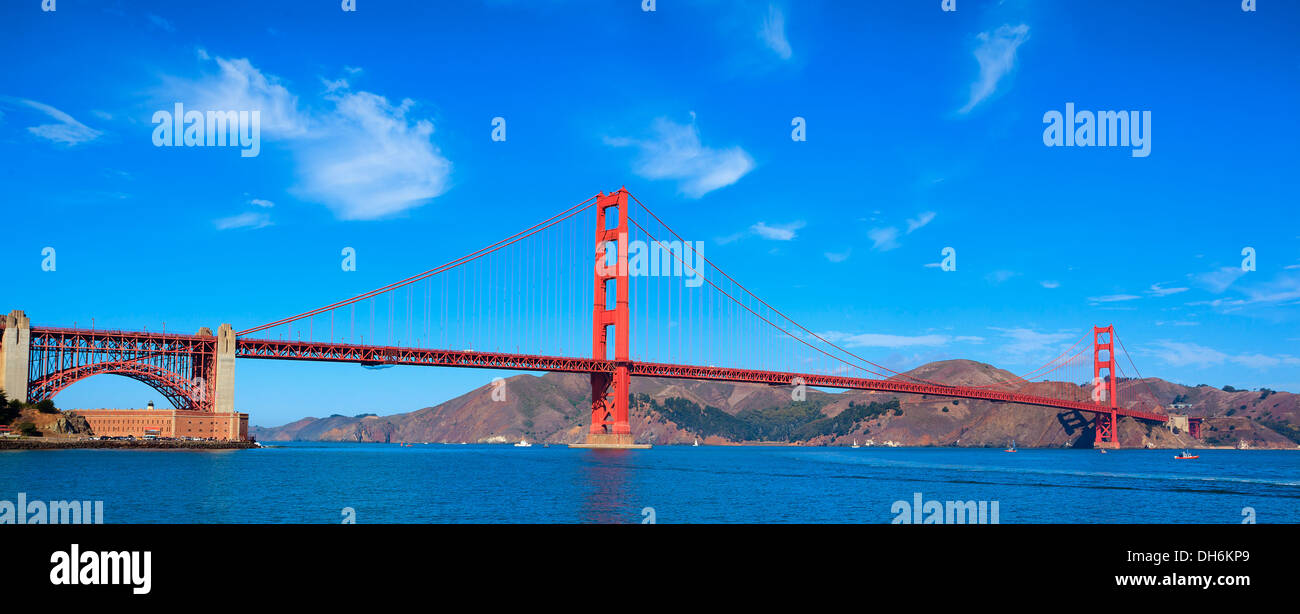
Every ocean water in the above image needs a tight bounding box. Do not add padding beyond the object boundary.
[2,443,1297,523]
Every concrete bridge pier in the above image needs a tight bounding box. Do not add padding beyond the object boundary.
[214,323,239,440]
[0,310,31,403]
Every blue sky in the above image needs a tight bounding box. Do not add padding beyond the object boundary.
[2,0,1297,426]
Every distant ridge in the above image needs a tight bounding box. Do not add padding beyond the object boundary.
[251,360,1300,449]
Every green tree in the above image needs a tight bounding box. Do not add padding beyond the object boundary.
[35,399,58,414]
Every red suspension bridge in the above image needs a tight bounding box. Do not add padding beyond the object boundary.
[0,188,1198,447]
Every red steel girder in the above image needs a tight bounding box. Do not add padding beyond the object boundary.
[233,337,1167,423]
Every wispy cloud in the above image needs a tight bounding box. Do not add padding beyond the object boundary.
[752,221,805,241]
[819,331,985,349]
[824,249,851,263]
[985,270,1019,284]
[988,327,1076,356]
[958,24,1030,114]
[719,220,805,245]
[1145,340,1300,370]
[1088,294,1141,303]
[1191,266,1246,293]
[250,198,275,208]
[1040,280,1060,289]
[868,211,937,252]
[1147,282,1189,297]
[0,97,103,145]
[868,227,900,251]
[164,55,451,220]
[606,113,754,198]
[214,211,272,231]
[905,211,936,234]
[146,14,174,32]
[759,3,793,60]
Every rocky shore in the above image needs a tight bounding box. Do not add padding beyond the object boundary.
[0,438,257,450]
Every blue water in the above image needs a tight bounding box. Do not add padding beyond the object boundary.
[2,443,1297,523]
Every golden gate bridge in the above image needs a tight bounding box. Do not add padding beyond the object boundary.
[0,188,1199,448]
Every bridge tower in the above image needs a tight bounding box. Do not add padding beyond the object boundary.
[577,188,644,448]
[0,310,32,402]
[1093,325,1120,449]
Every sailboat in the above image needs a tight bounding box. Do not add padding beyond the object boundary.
[1004,439,1017,453]
[693,437,699,447]
[514,438,532,448]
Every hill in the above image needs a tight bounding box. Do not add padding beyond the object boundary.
[250,359,1300,449]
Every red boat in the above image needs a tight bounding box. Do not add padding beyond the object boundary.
[1174,450,1199,460]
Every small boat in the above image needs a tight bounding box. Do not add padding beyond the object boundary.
[1004,439,1017,453]
[851,439,860,449]
[1099,449,1108,454]
[514,438,532,448]
[1174,450,1199,460]
[693,437,700,447]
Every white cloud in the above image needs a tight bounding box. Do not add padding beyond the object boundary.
[868,227,900,251]
[606,113,754,198]
[1238,271,1300,306]
[1040,280,1060,289]
[0,97,103,145]
[988,327,1075,356]
[820,331,985,349]
[250,198,274,208]
[1192,266,1246,293]
[759,4,793,60]
[165,55,451,220]
[1147,282,1189,297]
[751,221,805,241]
[147,14,174,32]
[824,249,851,263]
[985,270,1019,284]
[905,211,936,234]
[214,212,272,230]
[1088,294,1141,303]
[293,91,451,220]
[1144,341,1300,370]
[958,24,1030,114]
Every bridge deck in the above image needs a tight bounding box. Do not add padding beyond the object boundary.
[235,338,1168,422]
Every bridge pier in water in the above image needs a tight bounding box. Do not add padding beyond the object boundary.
[1092,326,1122,449]
[571,188,650,449]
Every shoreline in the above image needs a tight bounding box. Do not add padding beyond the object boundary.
[0,438,258,450]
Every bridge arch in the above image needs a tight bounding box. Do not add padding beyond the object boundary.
[28,360,207,411]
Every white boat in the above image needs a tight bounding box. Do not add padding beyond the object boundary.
[514,438,532,447]
[693,437,699,447]
[851,439,860,449]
